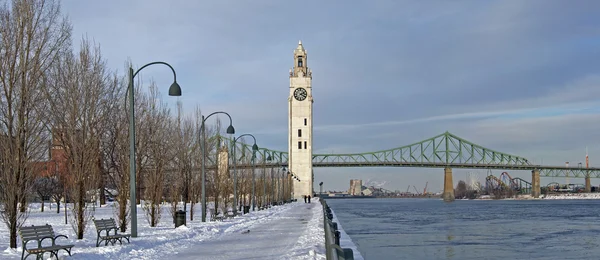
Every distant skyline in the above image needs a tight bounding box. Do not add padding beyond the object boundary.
[61,1,600,191]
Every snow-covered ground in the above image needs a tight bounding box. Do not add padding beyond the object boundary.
[0,198,360,259]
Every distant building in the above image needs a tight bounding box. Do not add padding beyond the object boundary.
[32,128,68,179]
[217,144,229,179]
[349,179,362,195]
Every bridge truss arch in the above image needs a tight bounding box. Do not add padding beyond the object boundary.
[218,132,600,178]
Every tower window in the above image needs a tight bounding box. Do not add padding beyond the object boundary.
[304,141,307,149]
[298,56,303,67]
[298,129,302,137]
[304,118,307,126]
[298,141,302,149]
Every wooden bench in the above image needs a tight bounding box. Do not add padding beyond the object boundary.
[93,218,131,247]
[18,224,73,260]
[212,215,225,222]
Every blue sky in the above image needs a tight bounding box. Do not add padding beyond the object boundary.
[62,0,600,192]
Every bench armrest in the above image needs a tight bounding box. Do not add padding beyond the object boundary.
[54,234,68,241]
[97,227,119,236]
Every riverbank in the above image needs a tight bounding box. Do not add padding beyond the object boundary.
[542,193,600,199]
[473,193,600,200]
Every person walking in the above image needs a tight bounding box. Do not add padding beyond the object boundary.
[308,195,311,203]
[303,195,307,203]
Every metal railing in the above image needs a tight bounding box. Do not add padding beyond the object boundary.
[321,199,354,260]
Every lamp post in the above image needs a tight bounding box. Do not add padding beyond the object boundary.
[281,167,287,203]
[275,166,281,205]
[288,172,300,200]
[128,61,181,237]
[262,156,267,209]
[232,134,258,215]
[266,154,274,206]
[251,151,257,211]
[319,181,323,198]
[270,167,275,206]
[201,112,235,222]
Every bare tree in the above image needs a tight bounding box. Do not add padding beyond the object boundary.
[32,176,58,212]
[141,84,172,227]
[100,75,131,231]
[45,38,116,239]
[187,106,206,221]
[455,180,467,199]
[171,102,197,221]
[0,0,71,248]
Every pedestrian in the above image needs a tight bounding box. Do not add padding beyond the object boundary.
[303,195,307,203]
[308,195,311,203]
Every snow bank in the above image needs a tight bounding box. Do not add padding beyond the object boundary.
[543,193,600,200]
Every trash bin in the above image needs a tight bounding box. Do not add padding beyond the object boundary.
[175,210,186,228]
[243,206,250,214]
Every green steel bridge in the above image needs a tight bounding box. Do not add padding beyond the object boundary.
[225,131,600,178]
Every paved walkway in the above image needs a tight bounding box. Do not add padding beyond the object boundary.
[174,200,324,260]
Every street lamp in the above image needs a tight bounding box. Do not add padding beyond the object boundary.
[262,155,267,209]
[232,134,258,215]
[288,171,300,200]
[128,61,181,237]
[319,182,323,198]
[266,154,274,206]
[201,112,235,222]
[281,167,287,203]
[251,150,257,211]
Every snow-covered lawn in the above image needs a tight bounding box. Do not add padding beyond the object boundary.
[0,199,333,259]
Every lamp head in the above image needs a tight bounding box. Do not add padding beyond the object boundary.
[168,81,182,96]
[252,143,259,151]
[319,182,323,186]
[226,125,235,134]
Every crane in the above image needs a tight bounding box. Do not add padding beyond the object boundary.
[406,185,410,193]
[412,186,419,195]
[423,182,428,195]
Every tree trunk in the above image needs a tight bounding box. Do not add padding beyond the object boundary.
[19,197,26,213]
[9,198,18,248]
[99,156,106,206]
[119,201,127,232]
[190,201,195,221]
[77,185,85,239]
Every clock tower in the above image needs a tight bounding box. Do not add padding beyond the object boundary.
[288,40,313,200]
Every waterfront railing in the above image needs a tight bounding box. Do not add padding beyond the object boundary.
[320,198,354,260]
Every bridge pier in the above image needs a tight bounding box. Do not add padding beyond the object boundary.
[585,175,591,193]
[531,169,540,198]
[442,168,454,202]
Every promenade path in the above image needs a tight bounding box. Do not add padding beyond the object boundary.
[173,199,326,260]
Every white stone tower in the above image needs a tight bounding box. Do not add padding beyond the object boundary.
[288,40,313,200]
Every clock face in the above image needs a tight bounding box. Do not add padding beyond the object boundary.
[293,88,307,101]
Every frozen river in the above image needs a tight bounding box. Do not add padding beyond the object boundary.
[327,198,600,260]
